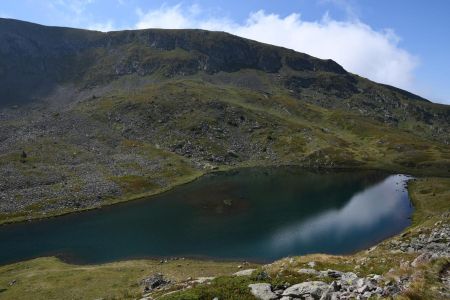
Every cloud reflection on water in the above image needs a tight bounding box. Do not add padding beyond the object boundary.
[268,174,411,252]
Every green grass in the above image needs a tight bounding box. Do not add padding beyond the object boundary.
[0,257,250,300]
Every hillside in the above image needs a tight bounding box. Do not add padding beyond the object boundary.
[0,18,449,224]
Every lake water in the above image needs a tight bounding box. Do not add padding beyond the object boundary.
[0,168,413,265]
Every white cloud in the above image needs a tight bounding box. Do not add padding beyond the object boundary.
[135,5,419,92]
[267,175,411,250]
[136,4,192,29]
[88,20,115,32]
[51,0,95,15]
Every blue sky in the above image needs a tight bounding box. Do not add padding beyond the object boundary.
[1,0,449,104]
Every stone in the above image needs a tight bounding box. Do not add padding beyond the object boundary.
[298,268,320,276]
[411,252,433,267]
[248,283,278,300]
[325,269,343,279]
[319,281,340,300]
[282,281,329,299]
[194,277,215,284]
[374,287,383,294]
[308,261,316,268]
[372,274,382,281]
[341,272,358,285]
[141,274,170,292]
[357,285,369,294]
[233,269,256,276]
[356,278,365,288]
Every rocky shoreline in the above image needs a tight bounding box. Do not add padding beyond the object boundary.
[140,219,449,299]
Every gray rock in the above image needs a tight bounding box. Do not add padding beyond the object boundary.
[233,269,256,276]
[356,278,365,288]
[411,252,433,267]
[298,268,320,276]
[282,281,329,299]
[141,274,170,292]
[248,283,278,300]
[323,269,343,279]
[356,284,369,294]
[374,287,383,294]
[340,272,358,285]
[319,281,340,300]
[194,277,215,283]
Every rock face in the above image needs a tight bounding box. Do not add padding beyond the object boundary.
[248,283,278,300]
[0,18,345,107]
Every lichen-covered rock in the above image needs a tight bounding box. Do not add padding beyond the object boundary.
[282,281,329,299]
[248,283,278,300]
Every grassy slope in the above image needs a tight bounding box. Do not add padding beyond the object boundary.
[1,74,449,225]
[0,258,255,300]
[0,177,448,299]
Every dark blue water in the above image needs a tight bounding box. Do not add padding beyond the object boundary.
[0,168,412,265]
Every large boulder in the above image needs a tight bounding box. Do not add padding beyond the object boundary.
[248,283,278,300]
[282,281,329,299]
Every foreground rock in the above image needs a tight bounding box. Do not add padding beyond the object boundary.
[248,283,278,300]
[282,281,329,299]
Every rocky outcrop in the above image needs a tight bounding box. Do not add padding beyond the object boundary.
[247,272,394,300]
[388,221,450,258]
[141,273,171,292]
[282,281,329,299]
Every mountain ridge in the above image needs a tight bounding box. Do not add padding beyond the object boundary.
[0,18,449,224]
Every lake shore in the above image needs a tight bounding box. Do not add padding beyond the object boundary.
[1,161,447,226]
[0,176,448,299]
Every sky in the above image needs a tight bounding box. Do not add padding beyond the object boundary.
[1,0,449,104]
